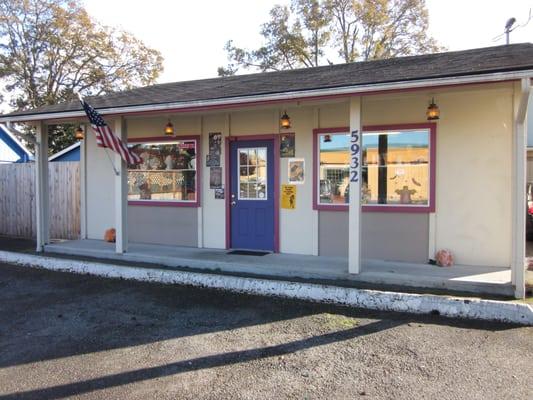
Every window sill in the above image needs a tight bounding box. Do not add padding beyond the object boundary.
[313,204,434,213]
[128,200,199,208]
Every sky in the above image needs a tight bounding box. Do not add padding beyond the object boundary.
[83,0,533,84]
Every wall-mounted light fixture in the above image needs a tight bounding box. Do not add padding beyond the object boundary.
[426,98,440,121]
[280,111,291,129]
[164,119,174,136]
[74,126,84,140]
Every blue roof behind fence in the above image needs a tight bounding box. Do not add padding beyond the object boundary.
[0,125,32,163]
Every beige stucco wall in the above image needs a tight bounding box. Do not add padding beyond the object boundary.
[83,82,515,267]
[360,84,513,267]
[86,119,115,240]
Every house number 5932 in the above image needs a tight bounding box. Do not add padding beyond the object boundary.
[350,129,360,182]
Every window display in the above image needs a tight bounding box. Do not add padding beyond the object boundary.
[317,132,351,205]
[362,129,430,207]
[127,139,198,203]
[315,126,433,211]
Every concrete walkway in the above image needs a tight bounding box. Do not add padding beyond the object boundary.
[44,239,514,297]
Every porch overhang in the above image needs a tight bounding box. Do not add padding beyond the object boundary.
[1,71,533,124]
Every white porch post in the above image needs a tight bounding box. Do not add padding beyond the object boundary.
[512,78,530,299]
[79,124,88,240]
[348,97,362,274]
[35,121,50,252]
[114,117,128,253]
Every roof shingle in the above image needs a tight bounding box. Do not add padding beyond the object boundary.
[3,43,533,118]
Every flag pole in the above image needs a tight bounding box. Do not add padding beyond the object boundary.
[77,92,120,176]
[104,148,120,176]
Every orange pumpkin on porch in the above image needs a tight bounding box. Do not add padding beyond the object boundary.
[104,228,116,243]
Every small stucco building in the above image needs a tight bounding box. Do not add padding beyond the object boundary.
[1,44,531,298]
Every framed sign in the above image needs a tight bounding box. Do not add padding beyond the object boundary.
[206,132,222,167]
[214,188,225,199]
[210,166,222,189]
[281,184,296,209]
[288,158,304,184]
[280,133,295,158]
[206,154,220,167]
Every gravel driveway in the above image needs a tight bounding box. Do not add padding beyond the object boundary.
[0,262,531,400]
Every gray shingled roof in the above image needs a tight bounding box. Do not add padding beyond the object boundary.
[3,43,533,118]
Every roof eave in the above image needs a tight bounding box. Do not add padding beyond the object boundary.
[2,69,533,123]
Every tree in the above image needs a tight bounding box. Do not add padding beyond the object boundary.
[220,1,330,74]
[219,0,442,75]
[0,0,164,153]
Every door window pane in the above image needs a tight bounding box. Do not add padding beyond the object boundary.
[238,147,268,200]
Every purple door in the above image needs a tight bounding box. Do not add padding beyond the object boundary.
[230,139,274,251]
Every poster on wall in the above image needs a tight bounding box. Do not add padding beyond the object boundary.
[281,184,296,209]
[206,132,222,167]
[280,133,295,158]
[210,166,223,188]
[206,154,220,167]
[288,158,305,184]
[209,132,222,155]
[214,188,225,199]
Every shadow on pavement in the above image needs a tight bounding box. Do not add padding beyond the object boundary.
[0,319,401,400]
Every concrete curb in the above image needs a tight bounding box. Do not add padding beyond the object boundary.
[1,250,532,326]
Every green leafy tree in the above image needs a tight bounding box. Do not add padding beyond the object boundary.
[0,0,164,153]
[219,0,442,75]
[220,0,330,74]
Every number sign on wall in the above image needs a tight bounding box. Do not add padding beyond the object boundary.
[350,129,360,183]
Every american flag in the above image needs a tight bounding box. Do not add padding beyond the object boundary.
[80,99,142,165]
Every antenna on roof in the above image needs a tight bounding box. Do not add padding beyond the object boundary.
[492,9,532,44]
[504,17,517,44]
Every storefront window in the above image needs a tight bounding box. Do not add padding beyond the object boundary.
[317,132,351,205]
[362,129,430,207]
[127,139,198,203]
[315,126,433,211]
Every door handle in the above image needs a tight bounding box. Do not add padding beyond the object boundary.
[231,201,236,206]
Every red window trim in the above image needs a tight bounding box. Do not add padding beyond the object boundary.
[127,135,201,208]
[312,123,436,213]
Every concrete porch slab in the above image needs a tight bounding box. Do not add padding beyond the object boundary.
[44,239,514,297]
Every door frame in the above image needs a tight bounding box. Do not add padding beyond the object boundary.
[225,134,280,252]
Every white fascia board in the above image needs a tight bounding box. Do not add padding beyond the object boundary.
[48,141,80,161]
[2,70,533,123]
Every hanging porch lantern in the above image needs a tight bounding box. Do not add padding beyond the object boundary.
[164,120,175,136]
[280,111,291,129]
[74,126,84,140]
[426,98,440,121]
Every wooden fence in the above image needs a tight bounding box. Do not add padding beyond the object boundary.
[0,162,80,239]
